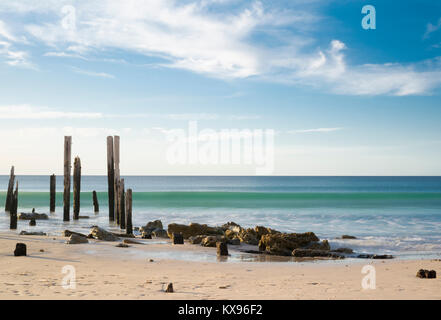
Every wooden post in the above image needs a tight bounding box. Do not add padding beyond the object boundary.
[125,189,132,235]
[73,157,81,220]
[106,136,115,221]
[113,136,120,224]
[5,166,15,212]
[50,174,56,213]
[92,191,99,213]
[10,182,18,230]
[63,136,72,222]
[119,179,125,230]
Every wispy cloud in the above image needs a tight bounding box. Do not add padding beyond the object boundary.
[424,17,441,39]
[288,127,344,134]
[71,67,115,79]
[0,105,103,119]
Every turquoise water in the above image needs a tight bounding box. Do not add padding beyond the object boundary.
[1,175,441,259]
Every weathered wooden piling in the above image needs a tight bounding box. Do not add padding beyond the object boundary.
[119,179,126,229]
[10,182,18,230]
[106,136,115,221]
[5,166,15,212]
[92,191,99,213]
[63,136,72,221]
[125,189,133,235]
[73,157,81,220]
[114,136,120,223]
[50,174,56,213]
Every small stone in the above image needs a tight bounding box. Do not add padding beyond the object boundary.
[149,259,154,262]
[40,249,44,252]
[165,283,174,293]
[14,243,27,256]
[172,233,184,245]
[417,269,437,279]
[116,243,130,248]
[217,241,229,256]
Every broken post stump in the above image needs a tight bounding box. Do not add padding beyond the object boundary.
[165,283,174,293]
[216,241,228,256]
[172,233,184,245]
[63,136,72,222]
[50,174,56,213]
[29,218,36,226]
[92,190,99,213]
[5,166,15,212]
[73,157,81,220]
[106,136,115,221]
[125,189,133,235]
[14,243,26,256]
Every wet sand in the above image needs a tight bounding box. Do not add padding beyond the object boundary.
[0,232,440,300]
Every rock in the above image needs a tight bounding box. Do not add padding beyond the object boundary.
[416,269,437,279]
[116,243,130,248]
[167,223,223,239]
[29,218,36,226]
[188,235,206,244]
[19,231,46,236]
[258,232,321,256]
[18,212,49,220]
[221,221,242,233]
[292,249,344,259]
[90,226,119,241]
[172,233,184,245]
[217,241,229,256]
[306,240,330,251]
[142,232,152,239]
[78,216,89,219]
[254,225,280,237]
[152,229,169,238]
[340,235,357,239]
[165,283,174,293]
[145,220,163,231]
[201,235,225,247]
[333,247,354,254]
[123,239,144,245]
[40,249,44,252]
[14,243,27,256]
[356,254,394,259]
[66,234,89,244]
[63,230,88,238]
[238,228,260,245]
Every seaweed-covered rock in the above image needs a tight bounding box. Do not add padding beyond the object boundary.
[340,235,357,239]
[292,249,344,259]
[90,226,119,241]
[258,232,321,256]
[140,220,163,233]
[189,235,206,244]
[152,229,169,238]
[18,212,49,220]
[167,223,223,239]
[66,234,88,244]
[332,247,354,254]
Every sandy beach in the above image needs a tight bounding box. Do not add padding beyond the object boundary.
[1,232,440,300]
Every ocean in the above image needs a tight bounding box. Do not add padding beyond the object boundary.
[1,175,441,260]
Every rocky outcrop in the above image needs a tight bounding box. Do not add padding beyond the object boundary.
[152,229,169,238]
[66,234,89,244]
[292,248,344,259]
[356,254,394,259]
[201,235,225,247]
[14,243,27,256]
[258,232,321,256]
[140,220,163,233]
[188,235,206,244]
[224,224,280,245]
[339,235,357,239]
[18,212,49,220]
[416,269,436,279]
[63,230,88,238]
[89,226,119,241]
[167,223,223,239]
[20,231,46,236]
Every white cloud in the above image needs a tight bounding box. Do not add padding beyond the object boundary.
[424,18,441,39]
[0,1,441,95]
[289,127,343,134]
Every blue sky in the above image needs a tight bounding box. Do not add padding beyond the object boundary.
[0,0,441,175]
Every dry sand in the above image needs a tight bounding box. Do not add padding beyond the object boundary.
[0,232,440,300]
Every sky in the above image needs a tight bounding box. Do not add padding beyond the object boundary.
[0,0,441,175]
